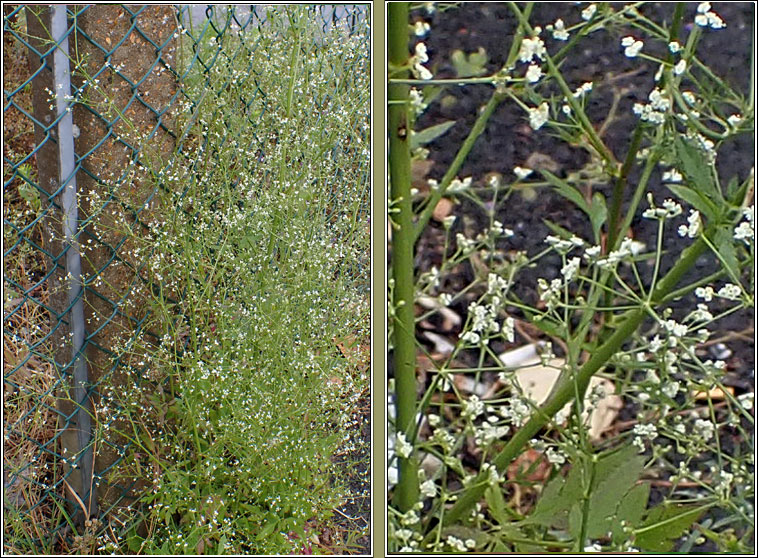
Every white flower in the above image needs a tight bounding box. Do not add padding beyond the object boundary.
[573,81,593,98]
[545,234,584,252]
[687,303,713,323]
[678,209,702,238]
[581,4,597,20]
[546,447,566,465]
[682,91,697,105]
[696,3,726,28]
[734,220,753,244]
[738,392,754,411]
[518,36,547,63]
[662,318,688,338]
[585,543,603,552]
[727,114,743,128]
[662,168,683,183]
[695,286,715,301]
[414,21,431,37]
[409,88,427,114]
[420,479,437,498]
[561,257,580,281]
[414,42,429,63]
[584,244,601,261]
[513,166,533,180]
[528,102,550,130]
[706,11,726,29]
[621,36,644,57]
[693,418,716,441]
[448,176,473,193]
[460,331,481,345]
[503,316,515,343]
[551,18,570,41]
[673,59,687,75]
[648,88,671,111]
[525,63,543,83]
[395,432,413,458]
[414,63,433,80]
[717,283,742,300]
[446,536,467,552]
[634,423,658,439]
[668,41,682,53]
[643,194,682,219]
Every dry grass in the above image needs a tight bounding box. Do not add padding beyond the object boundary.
[3,8,67,550]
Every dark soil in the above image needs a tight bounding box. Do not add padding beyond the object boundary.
[405,2,754,552]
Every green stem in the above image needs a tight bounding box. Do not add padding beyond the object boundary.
[410,2,534,244]
[507,3,617,172]
[607,125,643,250]
[428,232,710,534]
[412,92,506,242]
[389,1,419,512]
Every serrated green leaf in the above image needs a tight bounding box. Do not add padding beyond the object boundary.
[725,175,740,200]
[712,225,740,282]
[728,173,752,206]
[541,170,590,214]
[674,135,722,204]
[568,502,583,541]
[485,485,511,526]
[525,472,565,526]
[410,120,456,150]
[634,503,708,551]
[18,181,41,211]
[525,457,587,529]
[451,47,488,78]
[612,482,650,543]
[589,192,607,241]
[665,183,718,222]
[586,447,646,538]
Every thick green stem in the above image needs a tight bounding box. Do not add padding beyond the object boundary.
[389,2,419,512]
[430,233,709,532]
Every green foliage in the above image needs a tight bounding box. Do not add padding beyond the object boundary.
[634,503,709,551]
[451,47,488,78]
[390,2,753,554]
[96,6,369,554]
[411,120,457,150]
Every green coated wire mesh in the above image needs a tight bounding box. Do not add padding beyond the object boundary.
[3,4,369,550]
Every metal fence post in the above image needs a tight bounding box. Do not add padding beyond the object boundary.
[51,4,98,520]
[24,4,95,524]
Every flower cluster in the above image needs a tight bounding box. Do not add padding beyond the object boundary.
[518,34,547,64]
[633,88,671,125]
[548,18,569,41]
[734,206,754,245]
[411,42,433,80]
[678,209,702,238]
[642,194,682,219]
[695,2,726,29]
[528,102,550,130]
[621,36,644,58]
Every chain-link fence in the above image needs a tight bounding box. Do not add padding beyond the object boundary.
[3,4,369,550]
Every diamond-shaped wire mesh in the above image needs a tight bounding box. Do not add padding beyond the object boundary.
[3,4,369,550]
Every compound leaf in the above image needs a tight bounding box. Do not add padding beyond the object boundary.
[634,503,708,551]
